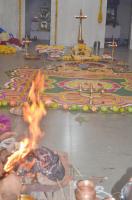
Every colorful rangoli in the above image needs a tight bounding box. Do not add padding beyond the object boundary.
[0,62,132,112]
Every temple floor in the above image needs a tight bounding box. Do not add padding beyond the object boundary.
[0,47,132,198]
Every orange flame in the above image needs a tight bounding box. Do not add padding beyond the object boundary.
[4,71,46,172]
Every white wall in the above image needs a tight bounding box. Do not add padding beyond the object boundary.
[0,0,18,37]
[0,0,25,38]
[0,0,107,46]
[50,0,107,48]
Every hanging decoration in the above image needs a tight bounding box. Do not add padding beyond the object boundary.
[54,0,58,45]
[18,0,22,40]
[98,0,103,23]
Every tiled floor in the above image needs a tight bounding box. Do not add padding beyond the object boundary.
[0,47,132,199]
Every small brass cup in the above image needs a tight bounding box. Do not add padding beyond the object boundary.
[18,194,35,200]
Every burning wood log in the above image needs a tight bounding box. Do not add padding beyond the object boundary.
[0,149,12,177]
[0,136,16,178]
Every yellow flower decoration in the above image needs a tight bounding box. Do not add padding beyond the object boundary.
[0,45,16,54]
[98,0,103,23]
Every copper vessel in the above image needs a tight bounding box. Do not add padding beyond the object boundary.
[75,180,97,200]
[18,194,35,200]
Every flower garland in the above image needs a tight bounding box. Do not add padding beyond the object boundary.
[0,100,131,114]
[0,45,16,54]
[46,102,132,114]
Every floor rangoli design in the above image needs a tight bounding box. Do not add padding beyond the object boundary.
[0,63,132,111]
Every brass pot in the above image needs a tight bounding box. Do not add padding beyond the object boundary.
[75,180,96,200]
[18,194,35,200]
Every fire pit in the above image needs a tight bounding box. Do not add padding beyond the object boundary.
[16,146,65,182]
[3,147,71,194]
[2,70,71,199]
[20,151,71,194]
[0,144,71,199]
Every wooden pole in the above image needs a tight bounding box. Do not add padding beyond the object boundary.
[18,0,22,40]
[54,0,58,45]
[75,9,87,44]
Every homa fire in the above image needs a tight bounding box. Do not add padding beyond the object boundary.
[4,70,47,172]
[3,71,65,182]
[0,70,70,200]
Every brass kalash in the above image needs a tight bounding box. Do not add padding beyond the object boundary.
[23,36,40,60]
[107,39,118,61]
[18,194,35,200]
[63,9,101,62]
